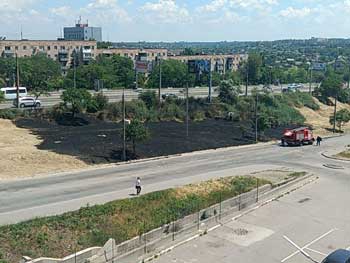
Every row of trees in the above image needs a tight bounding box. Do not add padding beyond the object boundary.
[1,52,341,95]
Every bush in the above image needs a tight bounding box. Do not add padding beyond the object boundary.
[106,102,122,121]
[0,109,23,120]
[160,102,185,121]
[139,91,158,109]
[87,93,109,113]
[126,100,150,121]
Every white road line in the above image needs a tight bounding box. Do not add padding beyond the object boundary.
[305,248,327,256]
[282,236,311,262]
[281,229,337,262]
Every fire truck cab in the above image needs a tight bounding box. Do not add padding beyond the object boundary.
[281,127,314,146]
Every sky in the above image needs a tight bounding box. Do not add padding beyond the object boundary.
[1,0,350,42]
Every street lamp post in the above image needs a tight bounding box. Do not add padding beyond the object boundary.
[159,57,162,103]
[122,87,126,161]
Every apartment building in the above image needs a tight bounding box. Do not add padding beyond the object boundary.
[169,54,248,73]
[96,48,168,61]
[0,40,97,74]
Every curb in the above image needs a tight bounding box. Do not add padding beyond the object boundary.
[140,174,318,263]
[321,151,350,162]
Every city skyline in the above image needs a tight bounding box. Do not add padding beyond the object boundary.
[1,0,350,42]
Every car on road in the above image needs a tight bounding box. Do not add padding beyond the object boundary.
[322,249,350,263]
[13,97,41,108]
[1,87,28,100]
[162,93,177,100]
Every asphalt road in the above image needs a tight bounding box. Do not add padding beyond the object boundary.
[0,84,316,109]
[0,134,348,226]
[153,141,350,263]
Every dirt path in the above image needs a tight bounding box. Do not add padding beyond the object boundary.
[0,119,88,180]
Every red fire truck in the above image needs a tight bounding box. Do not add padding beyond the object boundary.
[281,127,315,146]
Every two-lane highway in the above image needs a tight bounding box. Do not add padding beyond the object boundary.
[0,134,348,225]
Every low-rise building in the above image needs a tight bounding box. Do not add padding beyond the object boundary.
[0,40,97,74]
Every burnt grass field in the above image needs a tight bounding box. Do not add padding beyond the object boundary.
[15,115,290,164]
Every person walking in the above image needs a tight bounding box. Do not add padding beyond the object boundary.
[316,136,322,146]
[135,177,141,195]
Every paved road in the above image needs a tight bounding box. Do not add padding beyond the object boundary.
[0,134,348,226]
[0,84,316,109]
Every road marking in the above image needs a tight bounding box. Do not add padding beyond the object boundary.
[281,229,337,262]
[305,248,327,257]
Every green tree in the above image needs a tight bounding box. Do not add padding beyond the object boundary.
[147,60,193,88]
[329,109,350,132]
[0,90,4,102]
[139,90,158,109]
[20,54,61,92]
[218,79,241,104]
[61,88,92,117]
[314,72,343,103]
[125,119,151,155]
[112,55,135,88]
[240,53,263,84]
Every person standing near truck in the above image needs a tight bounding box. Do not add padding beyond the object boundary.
[135,177,142,195]
[316,136,322,146]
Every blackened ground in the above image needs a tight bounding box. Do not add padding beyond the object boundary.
[15,115,291,164]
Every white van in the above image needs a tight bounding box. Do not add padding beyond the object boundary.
[0,87,28,100]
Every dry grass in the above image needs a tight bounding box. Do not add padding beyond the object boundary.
[337,150,350,159]
[0,119,88,180]
[297,97,350,136]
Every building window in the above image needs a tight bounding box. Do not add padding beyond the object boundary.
[92,46,95,50]
[5,46,11,50]
[15,46,18,50]
[124,53,128,57]
[163,53,166,56]
[60,46,65,50]
[39,46,44,50]
[23,46,27,50]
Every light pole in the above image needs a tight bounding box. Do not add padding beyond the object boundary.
[186,82,189,138]
[333,94,338,133]
[255,91,258,143]
[245,65,249,96]
[122,86,126,161]
[16,53,20,109]
[309,62,313,94]
[158,56,162,103]
[208,60,212,103]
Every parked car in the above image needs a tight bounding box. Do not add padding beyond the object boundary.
[13,97,41,108]
[322,249,350,263]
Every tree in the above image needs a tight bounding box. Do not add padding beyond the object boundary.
[19,54,61,92]
[112,55,135,88]
[329,109,350,132]
[0,90,4,103]
[139,90,158,109]
[61,88,92,117]
[218,79,242,104]
[240,53,263,85]
[125,119,150,155]
[147,60,193,88]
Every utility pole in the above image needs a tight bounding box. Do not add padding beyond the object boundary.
[159,57,162,103]
[73,53,77,89]
[255,91,258,143]
[333,95,338,133]
[186,83,189,138]
[16,53,20,108]
[309,63,313,94]
[208,60,212,103]
[122,87,126,161]
[245,65,249,96]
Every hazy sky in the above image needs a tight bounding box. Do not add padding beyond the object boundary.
[1,0,350,42]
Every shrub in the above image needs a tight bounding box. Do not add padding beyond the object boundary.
[87,93,109,113]
[139,91,158,109]
[126,100,149,121]
[106,102,122,121]
[160,102,185,121]
[0,109,23,120]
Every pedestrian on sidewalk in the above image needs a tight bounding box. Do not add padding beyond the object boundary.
[135,177,142,195]
[316,136,322,146]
